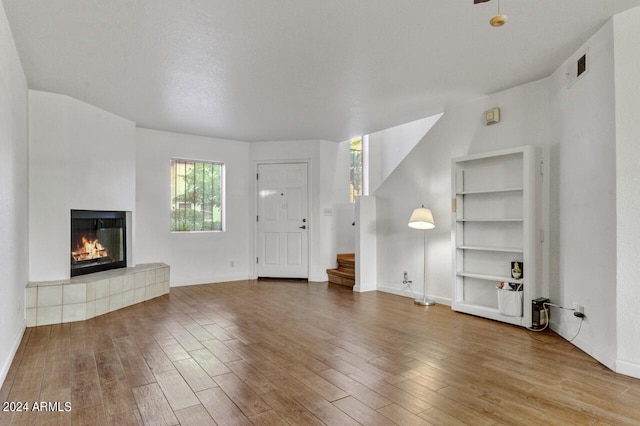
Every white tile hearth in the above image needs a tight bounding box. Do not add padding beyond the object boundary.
[63,302,86,323]
[63,283,86,304]
[110,276,124,295]
[38,305,62,326]
[26,263,169,326]
[96,279,110,299]
[38,285,63,307]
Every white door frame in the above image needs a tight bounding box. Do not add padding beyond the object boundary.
[252,159,312,279]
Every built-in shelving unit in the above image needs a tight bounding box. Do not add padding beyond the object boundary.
[451,146,543,327]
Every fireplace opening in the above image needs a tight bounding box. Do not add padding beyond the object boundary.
[71,210,127,277]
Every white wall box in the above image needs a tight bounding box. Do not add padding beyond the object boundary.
[452,146,544,327]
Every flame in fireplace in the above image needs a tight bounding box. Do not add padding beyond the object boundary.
[71,235,110,262]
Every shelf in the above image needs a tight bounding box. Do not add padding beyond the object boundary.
[457,218,523,223]
[457,271,523,284]
[456,245,523,253]
[452,303,524,326]
[452,145,542,329]
[454,302,500,315]
[457,187,523,195]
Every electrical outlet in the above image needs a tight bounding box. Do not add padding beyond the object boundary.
[573,302,584,314]
[403,271,409,281]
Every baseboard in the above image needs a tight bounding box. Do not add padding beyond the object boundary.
[377,284,415,298]
[170,273,327,287]
[170,274,252,287]
[550,319,618,375]
[0,320,26,389]
[616,359,640,380]
[353,285,377,293]
[308,272,328,283]
[377,284,452,306]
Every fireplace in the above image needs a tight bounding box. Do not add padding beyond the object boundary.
[71,210,127,277]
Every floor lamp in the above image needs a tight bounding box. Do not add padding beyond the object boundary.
[408,205,435,306]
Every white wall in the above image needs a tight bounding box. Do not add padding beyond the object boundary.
[29,91,137,281]
[27,102,347,288]
[250,140,348,281]
[0,2,28,386]
[355,196,377,292]
[335,201,356,254]
[336,115,443,256]
[375,78,552,301]
[334,140,355,254]
[613,6,640,377]
[374,10,640,377]
[548,21,618,370]
[137,134,348,285]
[368,114,443,194]
[136,128,251,286]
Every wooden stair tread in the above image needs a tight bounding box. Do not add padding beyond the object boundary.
[326,268,354,279]
[327,274,355,287]
[336,253,354,261]
[328,253,355,288]
[336,254,354,264]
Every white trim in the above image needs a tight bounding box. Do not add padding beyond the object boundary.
[616,360,640,380]
[377,283,452,305]
[169,158,226,233]
[0,320,26,389]
[309,272,328,282]
[252,159,312,280]
[362,134,370,196]
[169,274,252,287]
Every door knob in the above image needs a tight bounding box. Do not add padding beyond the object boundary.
[299,225,306,229]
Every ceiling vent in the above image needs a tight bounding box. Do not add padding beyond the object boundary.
[566,48,589,88]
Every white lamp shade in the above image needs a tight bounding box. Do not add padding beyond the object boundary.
[408,206,435,230]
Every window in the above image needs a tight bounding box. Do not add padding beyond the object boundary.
[170,159,224,232]
[350,136,368,203]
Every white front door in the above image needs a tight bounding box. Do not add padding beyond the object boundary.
[257,163,309,278]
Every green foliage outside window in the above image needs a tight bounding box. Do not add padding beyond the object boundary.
[350,137,363,203]
[170,159,224,231]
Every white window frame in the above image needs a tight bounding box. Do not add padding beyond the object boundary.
[170,158,225,232]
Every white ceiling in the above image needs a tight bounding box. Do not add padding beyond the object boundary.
[3,0,640,142]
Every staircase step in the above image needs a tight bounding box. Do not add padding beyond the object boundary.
[336,253,355,269]
[328,253,355,288]
[327,268,354,279]
[337,262,354,271]
[327,268,355,287]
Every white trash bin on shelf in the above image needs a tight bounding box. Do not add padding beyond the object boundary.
[497,287,523,317]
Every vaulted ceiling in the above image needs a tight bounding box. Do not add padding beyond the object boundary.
[3,0,640,142]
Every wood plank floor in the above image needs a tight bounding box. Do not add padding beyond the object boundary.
[2,280,640,425]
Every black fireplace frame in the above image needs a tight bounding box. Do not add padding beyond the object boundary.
[70,210,127,277]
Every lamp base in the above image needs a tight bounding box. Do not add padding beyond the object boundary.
[414,298,435,306]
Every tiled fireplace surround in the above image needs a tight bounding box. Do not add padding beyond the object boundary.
[26,263,170,326]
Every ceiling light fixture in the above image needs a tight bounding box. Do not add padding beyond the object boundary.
[490,0,508,27]
[474,0,508,27]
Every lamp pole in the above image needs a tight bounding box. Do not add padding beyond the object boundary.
[415,228,435,306]
[408,205,435,306]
